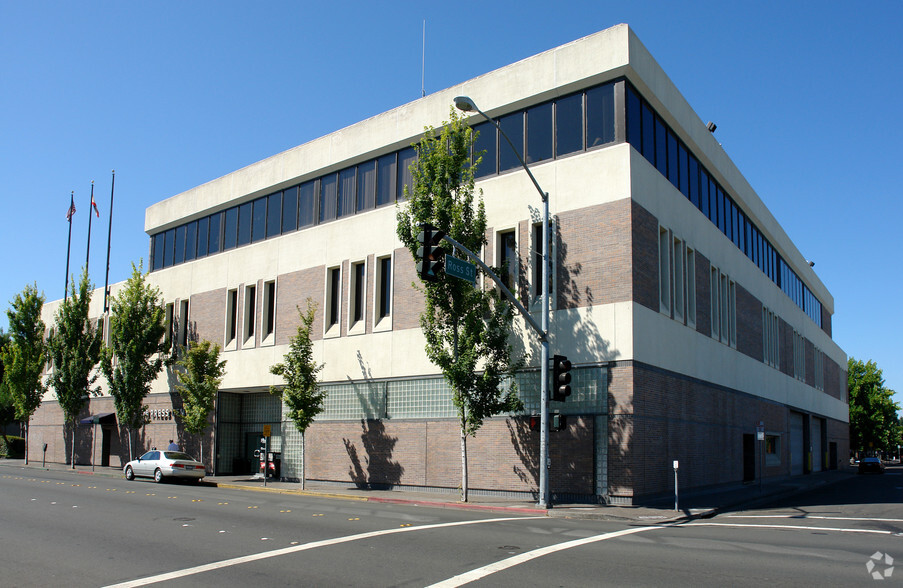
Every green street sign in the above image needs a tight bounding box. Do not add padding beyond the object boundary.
[445,256,476,284]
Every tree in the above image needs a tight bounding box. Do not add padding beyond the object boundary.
[100,262,167,461]
[848,358,901,456]
[0,329,16,445]
[1,284,47,463]
[174,340,226,466]
[269,300,325,489]
[47,268,102,467]
[397,110,523,502]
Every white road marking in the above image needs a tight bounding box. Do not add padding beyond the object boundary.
[103,516,542,587]
[725,515,903,523]
[426,526,665,588]
[688,522,899,535]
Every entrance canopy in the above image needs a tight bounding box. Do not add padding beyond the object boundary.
[79,412,117,425]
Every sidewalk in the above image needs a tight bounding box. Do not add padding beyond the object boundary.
[0,458,857,523]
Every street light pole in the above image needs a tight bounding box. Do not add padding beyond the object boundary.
[454,96,551,508]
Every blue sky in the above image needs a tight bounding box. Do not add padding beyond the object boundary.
[1,2,900,403]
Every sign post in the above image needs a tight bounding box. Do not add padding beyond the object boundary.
[673,460,679,511]
[757,421,765,492]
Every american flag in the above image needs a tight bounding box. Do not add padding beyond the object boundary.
[66,198,76,221]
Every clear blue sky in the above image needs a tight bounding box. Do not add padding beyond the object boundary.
[1,2,900,402]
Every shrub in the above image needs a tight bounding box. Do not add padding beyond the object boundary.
[0,435,25,458]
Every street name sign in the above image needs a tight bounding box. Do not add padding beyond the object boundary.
[445,256,476,284]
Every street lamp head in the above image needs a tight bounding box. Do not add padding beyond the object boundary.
[453,95,476,113]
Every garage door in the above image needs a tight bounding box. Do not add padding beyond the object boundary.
[790,411,804,476]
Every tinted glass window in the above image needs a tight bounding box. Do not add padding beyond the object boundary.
[678,144,689,198]
[223,207,238,250]
[375,154,397,206]
[173,226,185,265]
[320,174,337,223]
[196,216,208,257]
[699,170,709,217]
[338,167,356,218]
[625,84,641,149]
[299,180,316,228]
[282,186,298,233]
[526,102,552,164]
[237,202,252,246]
[708,178,718,225]
[357,160,377,212]
[208,212,222,254]
[498,112,524,172]
[472,121,496,178]
[184,221,197,262]
[667,131,679,189]
[153,234,164,270]
[397,146,416,201]
[554,92,583,156]
[688,157,699,208]
[586,82,614,147]
[266,192,281,238]
[164,228,175,267]
[718,188,728,237]
[641,101,655,164]
[251,198,266,243]
[655,116,667,176]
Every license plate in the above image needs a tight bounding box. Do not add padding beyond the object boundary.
[184,465,194,469]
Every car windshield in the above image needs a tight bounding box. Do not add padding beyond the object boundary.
[164,452,196,461]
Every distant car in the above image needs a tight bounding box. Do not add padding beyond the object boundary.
[858,457,886,474]
[124,450,206,483]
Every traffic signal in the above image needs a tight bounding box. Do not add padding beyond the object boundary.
[551,412,567,432]
[551,354,572,402]
[416,223,446,282]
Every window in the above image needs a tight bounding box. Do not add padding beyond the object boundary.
[298,180,317,228]
[225,289,238,348]
[237,202,252,246]
[532,223,551,300]
[625,84,642,148]
[498,112,524,172]
[243,285,256,346]
[555,92,583,156]
[686,246,696,328]
[498,230,517,290]
[654,116,667,176]
[266,192,281,239]
[472,121,497,178]
[357,160,377,212]
[376,256,392,324]
[793,330,806,381]
[164,302,174,350]
[586,82,615,147]
[262,280,276,343]
[397,146,416,201]
[659,227,671,314]
[282,186,298,233]
[152,234,164,270]
[326,266,341,333]
[641,102,655,165]
[376,153,397,206]
[350,261,366,331]
[710,265,736,346]
[710,266,720,340]
[251,197,267,243]
[196,217,208,258]
[208,212,222,254]
[526,102,553,164]
[338,167,357,218]
[178,299,189,347]
[223,207,238,250]
[173,225,185,265]
[319,173,338,223]
[184,221,197,262]
[763,308,780,368]
[765,434,781,466]
[673,237,684,322]
[814,347,825,391]
[164,228,175,267]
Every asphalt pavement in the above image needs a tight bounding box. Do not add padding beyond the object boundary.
[0,458,860,523]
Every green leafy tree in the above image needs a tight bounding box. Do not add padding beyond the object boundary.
[1,284,47,463]
[848,358,901,456]
[0,329,17,446]
[100,262,167,461]
[47,268,103,467]
[397,110,523,501]
[269,299,325,489]
[175,340,226,466]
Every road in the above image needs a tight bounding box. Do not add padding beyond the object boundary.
[1,463,900,586]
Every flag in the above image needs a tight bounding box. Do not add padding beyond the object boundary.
[66,199,76,221]
[92,197,100,217]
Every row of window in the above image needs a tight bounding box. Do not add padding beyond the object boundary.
[150,80,621,274]
[710,265,737,348]
[763,307,780,369]
[625,83,823,329]
[658,227,697,328]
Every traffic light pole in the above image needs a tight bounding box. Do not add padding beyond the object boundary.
[453,95,552,508]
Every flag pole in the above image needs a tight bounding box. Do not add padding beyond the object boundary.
[103,170,115,314]
[65,191,75,300]
[86,181,94,275]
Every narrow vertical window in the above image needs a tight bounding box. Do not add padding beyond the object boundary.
[173,226,185,265]
[720,273,729,344]
[208,212,222,254]
[472,121,497,178]
[282,186,298,233]
[298,180,317,228]
[251,197,267,242]
[498,230,517,290]
[266,191,282,238]
[338,167,357,218]
[223,207,238,250]
[164,302,174,350]
[357,160,377,212]
[729,280,737,347]
[152,234,165,270]
[319,174,338,223]
[673,237,684,322]
[659,227,671,314]
[397,146,416,201]
[710,266,720,340]
[184,221,197,262]
[686,247,696,327]
[554,92,583,156]
[498,112,524,172]
[226,289,238,347]
[326,266,341,331]
[376,153,397,205]
[586,82,615,147]
[178,299,189,346]
[237,202,252,246]
[376,256,392,322]
[243,285,256,345]
[163,228,174,266]
[526,102,553,164]
[532,223,549,299]
[350,261,366,329]
[196,216,209,258]
[262,280,276,341]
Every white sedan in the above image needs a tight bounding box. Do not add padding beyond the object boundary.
[124,450,206,483]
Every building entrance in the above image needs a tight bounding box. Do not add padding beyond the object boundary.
[215,392,282,475]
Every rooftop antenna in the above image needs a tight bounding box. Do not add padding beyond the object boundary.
[421,19,426,97]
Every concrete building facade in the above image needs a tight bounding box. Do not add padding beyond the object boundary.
[34,24,848,504]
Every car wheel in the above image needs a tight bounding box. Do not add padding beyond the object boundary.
[154,469,164,484]
[125,466,135,481]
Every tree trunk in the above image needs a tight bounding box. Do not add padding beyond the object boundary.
[23,422,29,465]
[460,427,468,502]
[128,428,133,462]
[300,432,306,491]
[70,423,75,469]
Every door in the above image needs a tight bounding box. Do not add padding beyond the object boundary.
[743,434,756,482]
[100,427,111,467]
[790,412,804,476]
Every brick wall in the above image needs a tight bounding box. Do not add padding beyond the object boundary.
[631,201,660,312]
[736,283,763,361]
